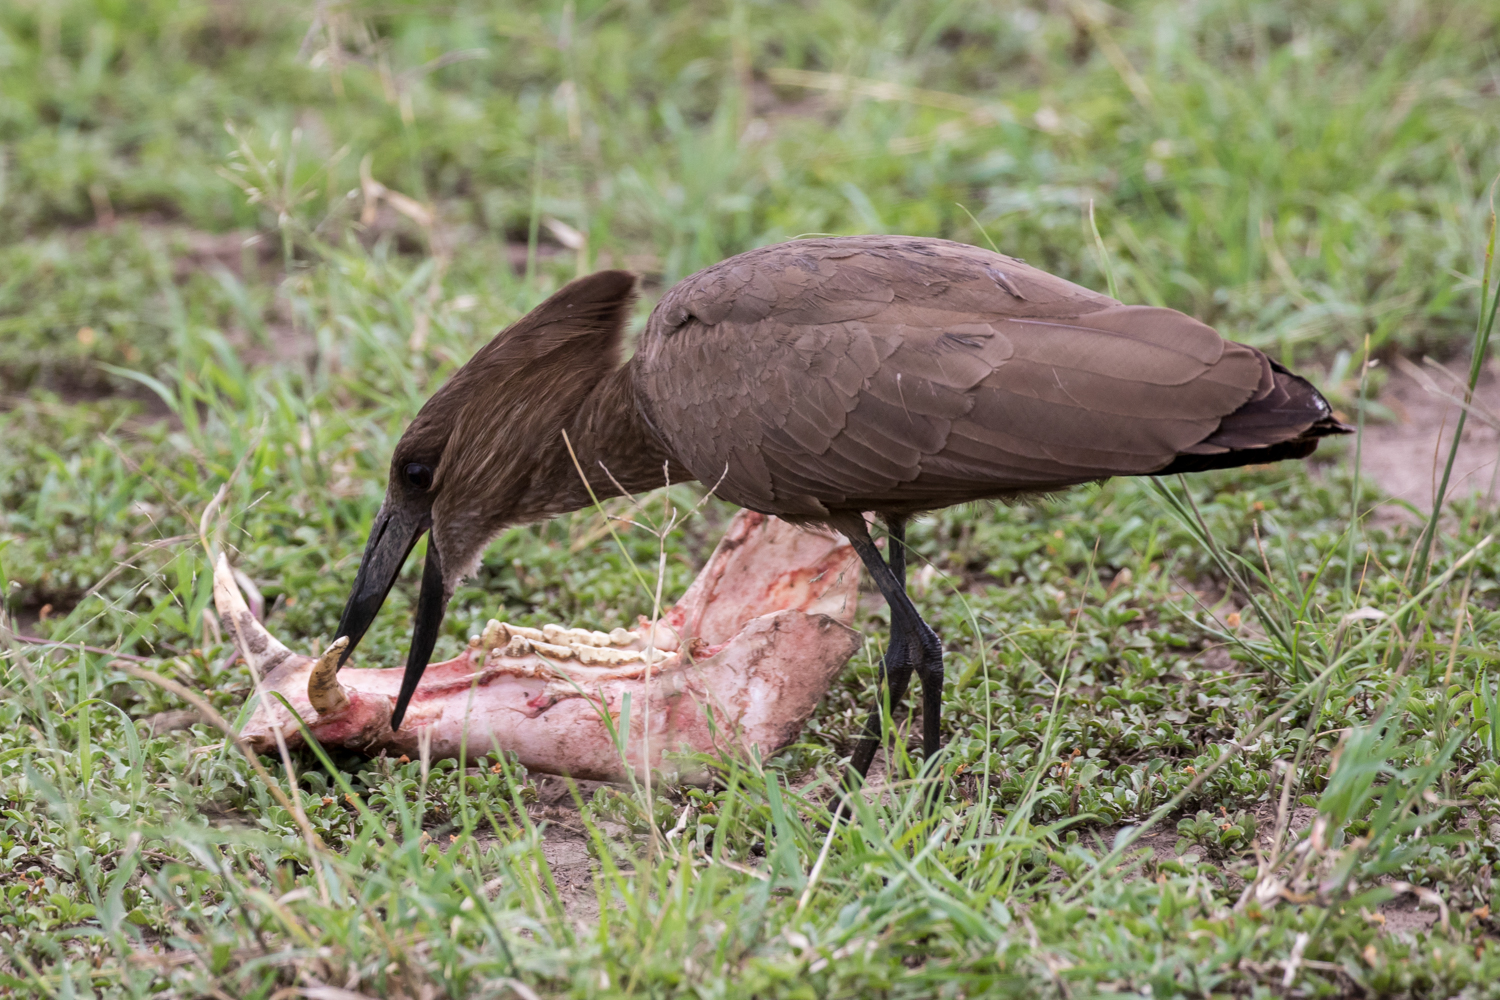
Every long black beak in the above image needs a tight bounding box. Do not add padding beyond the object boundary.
[391,542,446,730]
[334,506,448,729]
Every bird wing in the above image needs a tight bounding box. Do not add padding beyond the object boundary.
[636,236,1269,516]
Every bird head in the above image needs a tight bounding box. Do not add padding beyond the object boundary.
[332,269,637,730]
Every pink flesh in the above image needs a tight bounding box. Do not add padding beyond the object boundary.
[216,512,863,782]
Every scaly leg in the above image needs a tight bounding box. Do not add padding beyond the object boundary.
[839,516,945,783]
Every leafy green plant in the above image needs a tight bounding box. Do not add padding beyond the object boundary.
[1175,807,1258,858]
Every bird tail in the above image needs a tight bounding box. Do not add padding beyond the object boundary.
[1157,355,1352,475]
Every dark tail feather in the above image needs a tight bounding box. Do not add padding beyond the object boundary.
[1157,356,1352,475]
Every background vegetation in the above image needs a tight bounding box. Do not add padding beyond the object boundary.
[3,0,1500,995]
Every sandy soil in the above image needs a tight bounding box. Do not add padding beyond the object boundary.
[1354,358,1500,517]
[529,775,607,926]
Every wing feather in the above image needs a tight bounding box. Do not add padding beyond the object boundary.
[637,236,1287,515]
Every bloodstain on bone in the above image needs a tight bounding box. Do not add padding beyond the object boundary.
[213,511,863,783]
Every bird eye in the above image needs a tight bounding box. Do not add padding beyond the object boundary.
[404,463,433,490]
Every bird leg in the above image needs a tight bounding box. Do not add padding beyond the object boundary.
[846,519,914,777]
[841,516,944,783]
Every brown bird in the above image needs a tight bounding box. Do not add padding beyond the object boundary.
[335,235,1348,780]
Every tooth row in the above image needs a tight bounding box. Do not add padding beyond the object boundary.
[472,618,671,666]
[478,619,634,651]
[498,634,669,665]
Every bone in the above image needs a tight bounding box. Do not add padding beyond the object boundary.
[212,554,295,676]
[214,511,863,782]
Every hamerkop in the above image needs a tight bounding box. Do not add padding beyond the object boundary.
[335,235,1348,782]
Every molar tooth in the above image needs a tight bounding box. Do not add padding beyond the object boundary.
[531,639,575,660]
[543,624,613,646]
[480,620,510,650]
[574,645,643,666]
[505,624,547,643]
[608,628,634,647]
[504,636,534,657]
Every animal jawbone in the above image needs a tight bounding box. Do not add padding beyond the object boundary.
[212,511,862,783]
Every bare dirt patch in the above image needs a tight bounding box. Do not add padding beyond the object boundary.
[1355,359,1500,516]
[527,774,613,925]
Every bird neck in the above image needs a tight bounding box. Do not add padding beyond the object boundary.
[518,360,690,519]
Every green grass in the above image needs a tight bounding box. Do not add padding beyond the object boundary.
[5,0,1500,995]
